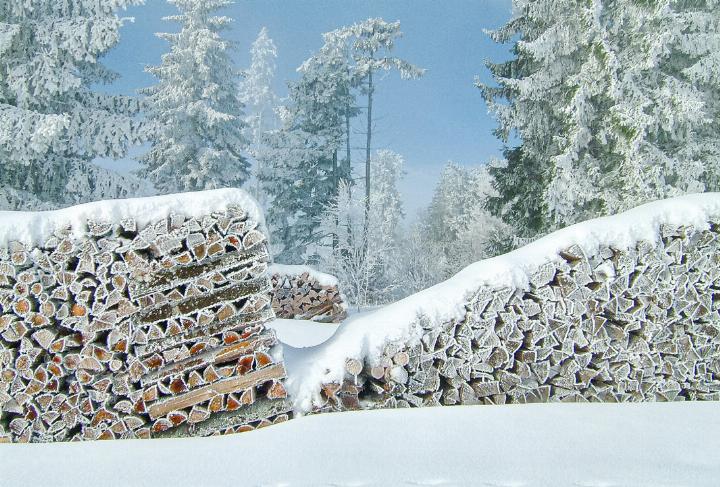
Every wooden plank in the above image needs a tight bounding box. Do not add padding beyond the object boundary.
[135,308,274,357]
[129,247,267,300]
[148,363,285,419]
[140,334,275,386]
[135,277,270,325]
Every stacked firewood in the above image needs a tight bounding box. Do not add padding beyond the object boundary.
[270,266,346,323]
[318,223,720,412]
[0,203,289,443]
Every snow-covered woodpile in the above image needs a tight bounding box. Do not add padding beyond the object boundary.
[317,222,720,411]
[0,191,289,443]
[269,264,346,323]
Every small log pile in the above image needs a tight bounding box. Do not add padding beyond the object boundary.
[269,265,346,323]
[0,202,289,443]
[317,223,720,412]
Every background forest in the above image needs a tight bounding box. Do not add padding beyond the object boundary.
[1,0,719,307]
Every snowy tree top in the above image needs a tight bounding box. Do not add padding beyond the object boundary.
[333,17,426,80]
[138,0,250,193]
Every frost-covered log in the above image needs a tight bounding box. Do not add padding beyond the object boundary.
[269,264,346,323]
[0,189,289,443]
[285,194,720,414]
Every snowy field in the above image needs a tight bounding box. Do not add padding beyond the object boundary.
[3,319,719,486]
[1,401,718,487]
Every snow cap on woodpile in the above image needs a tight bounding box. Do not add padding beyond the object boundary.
[0,188,265,246]
[285,192,720,413]
[268,264,340,288]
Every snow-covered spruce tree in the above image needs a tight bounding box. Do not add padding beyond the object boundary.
[0,0,146,210]
[239,27,280,205]
[320,150,405,306]
[336,18,424,231]
[256,120,333,262]
[484,147,547,248]
[480,0,720,230]
[258,32,357,263]
[139,0,249,194]
[422,162,509,277]
[240,27,280,147]
[368,150,404,252]
[590,0,720,218]
[478,0,589,233]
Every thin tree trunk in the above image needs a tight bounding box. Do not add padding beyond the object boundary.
[332,149,339,250]
[363,68,373,255]
[365,69,373,218]
[345,108,351,181]
[332,149,339,193]
[255,113,262,205]
[255,159,262,207]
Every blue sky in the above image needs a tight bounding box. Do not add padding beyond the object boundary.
[101,0,514,217]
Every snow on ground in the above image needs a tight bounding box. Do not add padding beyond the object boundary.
[285,193,720,413]
[2,401,718,487]
[266,318,339,348]
[268,263,340,288]
[0,188,264,246]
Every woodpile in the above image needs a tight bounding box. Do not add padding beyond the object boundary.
[316,223,720,412]
[0,202,289,443]
[270,265,346,323]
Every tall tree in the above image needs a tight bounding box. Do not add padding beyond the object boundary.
[0,0,145,210]
[139,0,250,194]
[478,0,576,234]
[257,32,357,263]
[337,18,424,238]
[240,27,280,204]
[480,0,720,230]
[368,150,405,251]
[241,27,280,145]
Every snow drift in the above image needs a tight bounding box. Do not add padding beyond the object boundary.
[3,402,719,487]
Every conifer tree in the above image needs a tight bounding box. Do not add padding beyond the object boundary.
[139,0,249,194]
[0,0,145,209]
[240,27,280,205]
[480,0,720,229]
[484,147,547,245]
[424,162,508,271]
[257,32,356,262]
[241,27,280,147]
